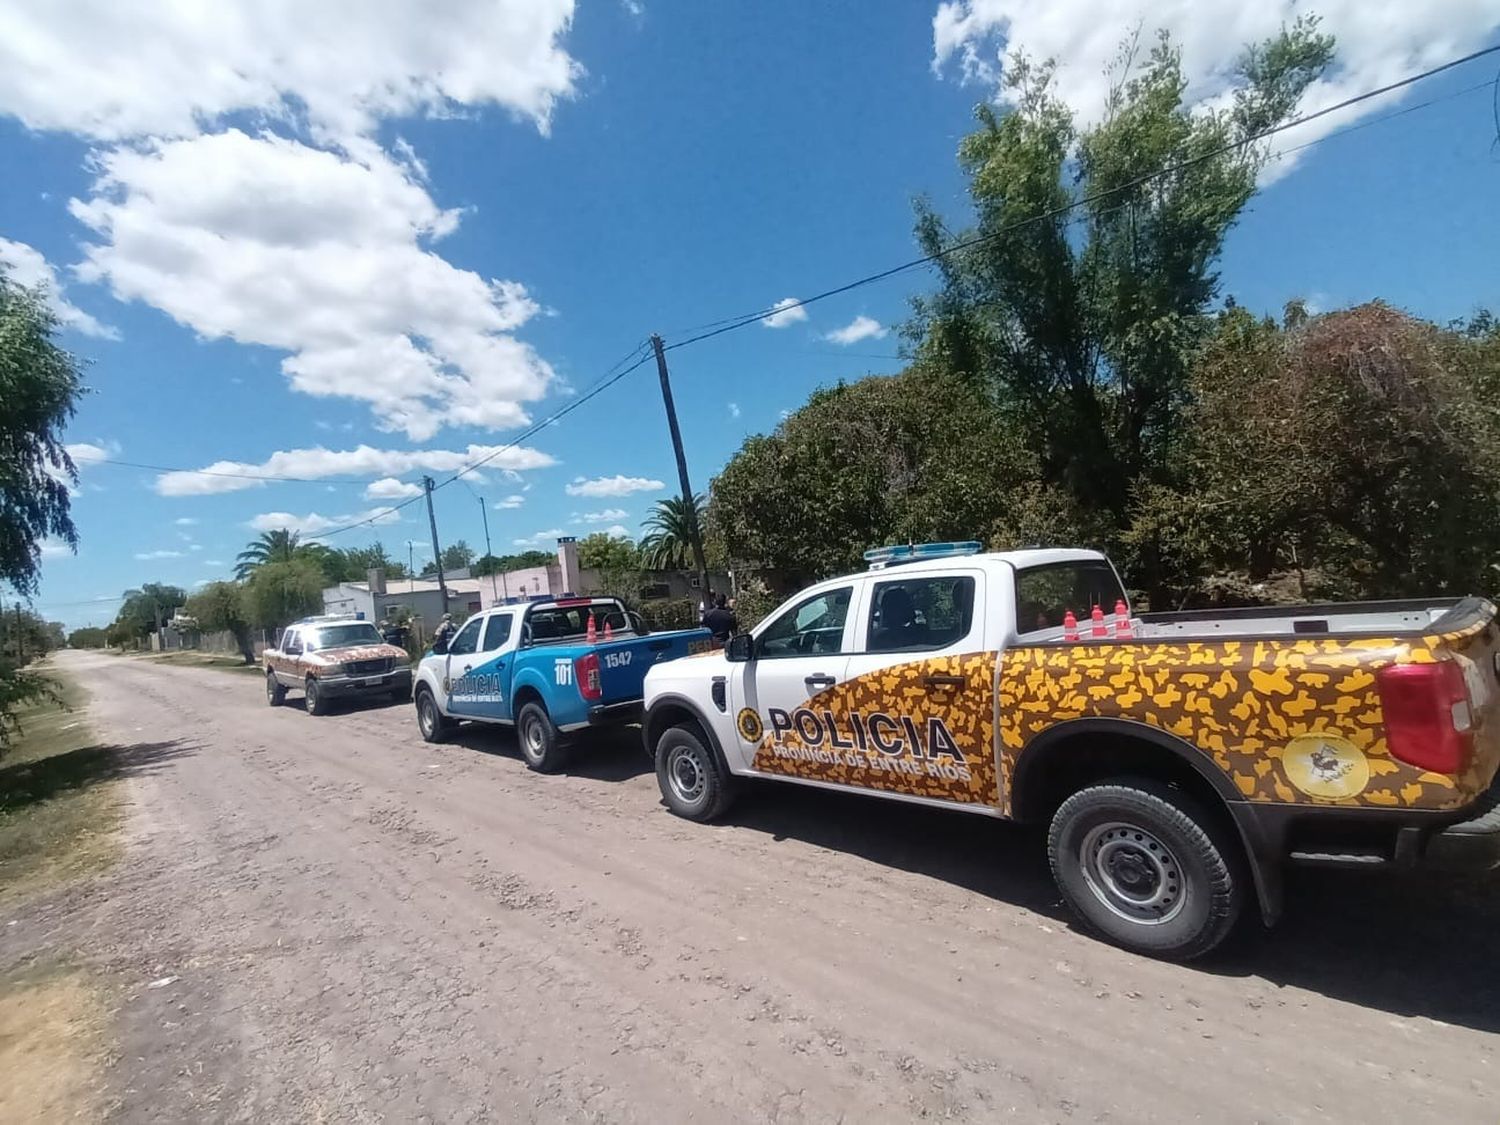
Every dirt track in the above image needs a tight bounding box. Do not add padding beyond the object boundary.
[9,650,1500,1122]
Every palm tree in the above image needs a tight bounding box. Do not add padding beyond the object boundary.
[234,528,303,580]
[639,493,705,570]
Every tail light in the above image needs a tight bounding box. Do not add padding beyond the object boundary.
[575,652,602,702]
[1376,660,1472,775]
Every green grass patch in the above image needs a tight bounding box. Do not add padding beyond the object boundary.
[0,674,123,903]
[135,649,262,676]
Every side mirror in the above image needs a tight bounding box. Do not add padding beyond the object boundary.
[430,638,449,656]
[725,633,755,663]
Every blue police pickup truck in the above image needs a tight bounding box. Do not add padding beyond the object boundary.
[413,596,714,770]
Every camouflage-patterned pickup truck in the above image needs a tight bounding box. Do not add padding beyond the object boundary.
[643,543,1500,959]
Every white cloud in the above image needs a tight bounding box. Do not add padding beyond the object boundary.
[0,1,580,143]
[513,528,566,547]
[577,508,629,524]
[762,297,808,329]
[565,474,664,498]
[931,2,1500,175]
[249,508,402,536]
[363,477,424,501]
[39,539,73,560]
[601,524,631,538]
[155,442,554,496]
[826,315,888,346]
[728,402,741,418]
[173,517,197,526]
[203,559,225,567]
[621,0,645,17]
[494,494,526,510]
[189,544,203,552]
[0,238,117,338]
[71,131,560,439]
[64,441,116,466]
[134,549,183,560]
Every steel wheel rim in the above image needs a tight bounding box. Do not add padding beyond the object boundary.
[523,718,544,759]
[266,675,276,700]
[418,697,435,737]
[306,681,318,707]
[668,747,705,804]
[1079,821,1185,926]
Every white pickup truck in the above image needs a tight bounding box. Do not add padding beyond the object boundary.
[641,542,1500,959]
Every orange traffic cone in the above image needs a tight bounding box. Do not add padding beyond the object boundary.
[1114,599,1132,639]
[604,619,614,641]
[1090,604,1107,638]
[586,612,597,644]
[1063,609,1079,641]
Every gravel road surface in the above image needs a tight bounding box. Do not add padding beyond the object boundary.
[9,650,1499,1122]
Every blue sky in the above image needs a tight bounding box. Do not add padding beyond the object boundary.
[3,1,1498,630]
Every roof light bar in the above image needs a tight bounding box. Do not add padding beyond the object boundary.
[863,541,983,570]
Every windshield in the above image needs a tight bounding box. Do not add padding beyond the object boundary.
[307,623,384,650]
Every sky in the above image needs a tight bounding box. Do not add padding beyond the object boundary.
[3,0,1498,631]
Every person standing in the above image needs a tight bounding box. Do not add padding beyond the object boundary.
[702,594,738,645]
[432,612,456,650]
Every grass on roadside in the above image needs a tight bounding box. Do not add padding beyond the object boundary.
[126,649,262,676]
[0,962,106,1124]
[0,674,123,903]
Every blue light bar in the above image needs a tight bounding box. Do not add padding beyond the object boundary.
[863,541,983,570]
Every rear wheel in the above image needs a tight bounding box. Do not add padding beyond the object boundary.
[1048,778,1243,961]
[415,687,451,743]
[266,671,286,707]
[305,676,330,716]
[517,701,569,773]
[655,724,735,822]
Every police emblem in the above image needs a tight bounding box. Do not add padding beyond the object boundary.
[736,707,763,742]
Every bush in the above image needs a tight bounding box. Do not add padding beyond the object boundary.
[640,597,700,632]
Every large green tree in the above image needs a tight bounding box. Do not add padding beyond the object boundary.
[185,581,257,664]
[709,367,1029,585]
[235,528,305,579]
[908,21,1333,538]
[114,583,188,643]
[244,558,325,630]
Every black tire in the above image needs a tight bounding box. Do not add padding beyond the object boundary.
[1048,777,1243,961]
[654,723,736,822]
[305,676,330,717]
[266,670,286,707]
[415,687,450,744]
[516,701,570,773]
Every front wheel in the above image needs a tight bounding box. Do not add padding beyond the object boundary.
[654,724,735,822]
[305,676,330,717]
[516,702,570,773]
[266,670,286,707]
[415,687,451,743]
[1048,778,1244,961]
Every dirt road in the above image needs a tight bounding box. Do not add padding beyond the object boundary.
[8,651,1499,1122]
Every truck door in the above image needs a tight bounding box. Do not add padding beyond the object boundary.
[838,570,999,807]
[728,584,854,773]
[439,616,484,716]
[446,612,515,721]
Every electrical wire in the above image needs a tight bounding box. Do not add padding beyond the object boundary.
[88,457,381,485]
[661,44,1500,354]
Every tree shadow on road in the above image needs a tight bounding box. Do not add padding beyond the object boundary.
[0,740,197,814]
[714,780,1500,1032]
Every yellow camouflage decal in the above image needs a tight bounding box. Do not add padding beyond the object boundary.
[750,653,999,805]
[999,621,1500,813]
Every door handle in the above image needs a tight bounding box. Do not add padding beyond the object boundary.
[923,674,966,690]
[804,673,836,690]
[461,664,473,674]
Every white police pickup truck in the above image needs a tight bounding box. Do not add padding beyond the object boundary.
[413,595,713,771]
[642,541,1500,959]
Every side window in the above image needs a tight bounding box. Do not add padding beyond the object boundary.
[281,628,300,653]
[757,587,852,658]
[866,575,975,654]
[447,617,482,656]
[481,613,513,652]
[1014,562,1126,636]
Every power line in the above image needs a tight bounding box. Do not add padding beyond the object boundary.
[87,456,381,485]
[303,341,656,541]
[661,44,1500,355]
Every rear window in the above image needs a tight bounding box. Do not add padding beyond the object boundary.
[308,623,383,649]
[1014,562,1125,637]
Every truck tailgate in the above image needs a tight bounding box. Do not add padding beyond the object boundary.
[594,629,714,706]
[1432,601,1500,802]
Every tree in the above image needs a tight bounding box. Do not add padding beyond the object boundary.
[185,581,256,664]
[114,582,187,644]
[908,21,1333,564]
[67,626,109,649]
[441,540,475,573]
[472,550,552,576]
[640,495,706,571]
[328,542,408,583]
[236,528,301,579]
[578,532,638,572]
[709,368,1028,584]
[243,558,325,631]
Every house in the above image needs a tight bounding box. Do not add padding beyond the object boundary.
[322,571,487,634]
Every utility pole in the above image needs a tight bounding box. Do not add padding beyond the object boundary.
[650,334,712,608]
[406,540,416,592]
[478,496,499,602]
[422,475,450,613]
